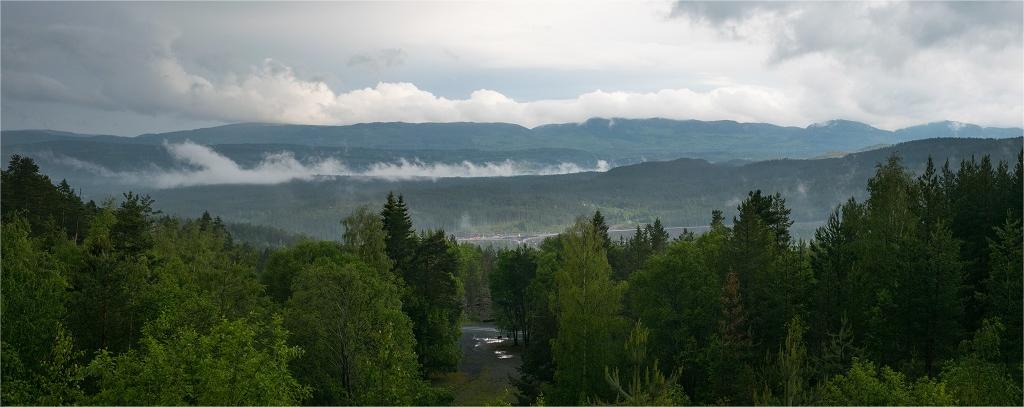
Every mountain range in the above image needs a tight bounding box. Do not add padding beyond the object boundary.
[3,118,1020,240]
[144,137,1021,239]
[4,118,1021,165]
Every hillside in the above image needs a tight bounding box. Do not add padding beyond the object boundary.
[136,137,1022,239]
[5,118,1021,165]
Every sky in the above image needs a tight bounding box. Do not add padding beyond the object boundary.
[2,1,1022,136]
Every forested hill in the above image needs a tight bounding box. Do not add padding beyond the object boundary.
[4,118,1021,163]
[1,134,1020,406]
[143,137,1022,239]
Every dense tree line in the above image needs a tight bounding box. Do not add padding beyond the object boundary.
[4,150,1022,406]
[1,156,461,405]
[488,152,1023,405]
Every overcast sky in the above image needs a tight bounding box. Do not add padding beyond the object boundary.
[2,1,1021,135]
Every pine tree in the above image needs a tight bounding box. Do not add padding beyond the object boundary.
[948,155,1003,331]
[711,271,754,404]
[111,192,157,258]
[808,199,863,351]
[735,190,793,246]
[710,209,726,230]
[646,218,669,253]
[380,192,415,275]
[778,316,808,406]
[858,155,918,365]
[899,222,962,376]
[719,272,750,347]
[729,190,803,353]
[915,157,948,229]
[983,218,1023,378]
[591,210,611,250]
[602,321,688,405]
[626,225,650,275]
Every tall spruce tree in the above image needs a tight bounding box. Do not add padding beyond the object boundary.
[381,192,416,274]
[591,210,612,250]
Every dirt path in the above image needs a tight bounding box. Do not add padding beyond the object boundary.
[434,323,522,405]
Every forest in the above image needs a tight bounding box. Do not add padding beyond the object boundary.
[2,150,1022,405]
[133,138,1024,238]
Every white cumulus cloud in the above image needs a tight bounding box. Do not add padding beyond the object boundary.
[2,1,1020,133]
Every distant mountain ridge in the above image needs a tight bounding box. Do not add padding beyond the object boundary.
[4,118,1021,163]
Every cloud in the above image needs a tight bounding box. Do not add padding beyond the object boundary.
[4,52,806,128]
[145,141,348,187]
[360,158,610,180]
[347,48,406,69]
[52,141,611,187]
[672,1,1023,65]
[1,2,1021,133]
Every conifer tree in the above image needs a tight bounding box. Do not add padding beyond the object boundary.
[591,210,611,250]
[380,192,415,274]
[983,218,1023,377]
[646,218,670,253]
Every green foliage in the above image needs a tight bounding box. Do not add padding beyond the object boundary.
[381,192,416,271]
[1,218,72,405]
[0,168,478,405]
[261,240,349,303]
[285,254,427,405]
[946,155,1015,331]
[36,323,86,405]
[512,238,561,404]
[148,216,270,325]
[549,220,626,404]
[624,236,720,400]
[65,204,152,353]
[107,137,1023,239]
[223,221,308,247]
[756,316,810,406]
[602,321,689,406]
[110,192,157,257]
[407,231,464,374]
[819,358,955,406]
[736,190,794,246]
[381,194,463,376]
[490,245,537,345]
[645,218,670,253]
[591,210,611,250]
[456,243,495,321]
[4,145,1022,406]
[982,218,1023,378]
[808,199,864,359]
[940,319,1023,406]
[728,189,811,357]
[86,315,308,405]
[342,205,393,276]
[1,155,96,239]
